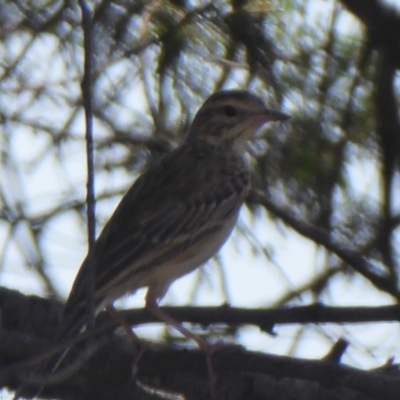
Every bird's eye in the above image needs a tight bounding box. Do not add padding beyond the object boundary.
[223,105,237,117]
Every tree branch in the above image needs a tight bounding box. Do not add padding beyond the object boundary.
[1,287,400,342]
[247,189,400,299]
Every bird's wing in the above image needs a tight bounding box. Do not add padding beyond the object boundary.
[61,143,249,339]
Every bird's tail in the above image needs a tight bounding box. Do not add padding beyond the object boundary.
[16,289,101,398]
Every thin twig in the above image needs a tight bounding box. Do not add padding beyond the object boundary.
[78,0,96,329]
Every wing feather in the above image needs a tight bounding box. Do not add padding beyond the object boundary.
[62,141,249,338]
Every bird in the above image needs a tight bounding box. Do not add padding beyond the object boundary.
[20,90,289,396]
[58,90,289,347]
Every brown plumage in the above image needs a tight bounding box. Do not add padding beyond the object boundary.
[60,90,289,342]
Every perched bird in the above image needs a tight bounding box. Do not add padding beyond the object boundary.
[60,90,289,346]
[19,91,289,399]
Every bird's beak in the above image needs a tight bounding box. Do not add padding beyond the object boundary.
[245,109,290,133]
[263,109,291,122]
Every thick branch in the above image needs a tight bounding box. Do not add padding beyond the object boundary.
[340,0,400,68]
[1,288,400,399]
[1,332,398,400]
[1,287,400,344]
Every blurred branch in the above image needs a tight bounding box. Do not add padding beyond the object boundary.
[271,265,344,306]
[78,0,96,328]
[322,338,349,363]
[2,287,400,341]
[340,0,400,68]
[247,189,400,300]
[2,289,400,399]
[1,330,392,400]
[374,51,400,278]
[1,310,399,400]
[126,303,400,329]
[79,0,96,247]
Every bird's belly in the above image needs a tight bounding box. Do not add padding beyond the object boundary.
[100,212,239,307]
[155,215,237,280]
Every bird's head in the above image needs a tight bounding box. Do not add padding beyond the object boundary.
[186,90,289,151]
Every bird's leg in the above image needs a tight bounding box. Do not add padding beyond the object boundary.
[145,300,211,351]
[145,299,218,399]
[106,304,148,375]
[106,304,143,345]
